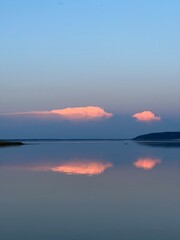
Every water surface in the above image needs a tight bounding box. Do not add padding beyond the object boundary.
[0,141,180,240]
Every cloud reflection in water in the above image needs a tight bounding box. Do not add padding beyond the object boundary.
[51,161,113,175]
[134,158,161,170]
[12,160,113,176]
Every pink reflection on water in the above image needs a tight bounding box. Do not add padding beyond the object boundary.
[22,160,113,176]
[134,157,161,170]
[51,161,113,175]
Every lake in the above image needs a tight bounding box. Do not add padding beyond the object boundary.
[0,140,180,240]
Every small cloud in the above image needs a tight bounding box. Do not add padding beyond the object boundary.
[3,106,113,121]
[134,157,161,170]
[132,111,161,122]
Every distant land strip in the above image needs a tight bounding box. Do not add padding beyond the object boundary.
[133,132,180,141]
[0,140,23,146]
[1,138,128,142]
[2,132,180,145]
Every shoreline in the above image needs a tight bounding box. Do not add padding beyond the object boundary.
[0,141,23,146]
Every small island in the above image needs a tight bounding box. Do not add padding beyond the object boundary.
[133,132,180,141]
[0,140,23,146]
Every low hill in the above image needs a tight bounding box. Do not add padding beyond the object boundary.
[133,132,180,141]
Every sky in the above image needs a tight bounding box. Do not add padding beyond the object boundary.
[0,0,180,139]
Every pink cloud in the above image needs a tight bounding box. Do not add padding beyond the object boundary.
[132,111,161,122]
[49,106,113,120]
[3,106,113,121]
[134,157,161,170]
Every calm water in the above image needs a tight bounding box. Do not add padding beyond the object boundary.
[0,140,180,240]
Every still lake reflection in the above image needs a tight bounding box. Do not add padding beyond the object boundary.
[0,140,180,240]
[134,157,161,170]
[12,160,113,175]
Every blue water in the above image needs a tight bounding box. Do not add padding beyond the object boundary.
[0,141,180,240]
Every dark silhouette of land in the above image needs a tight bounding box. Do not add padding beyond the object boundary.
[0,140,23,146]
[135,141,180,148]
[133,132,180,141]
[1,132,180,146]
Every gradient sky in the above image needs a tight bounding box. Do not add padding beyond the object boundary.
[0,0,180,138]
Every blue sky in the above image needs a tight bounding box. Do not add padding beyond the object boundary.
[0,0,180,138]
